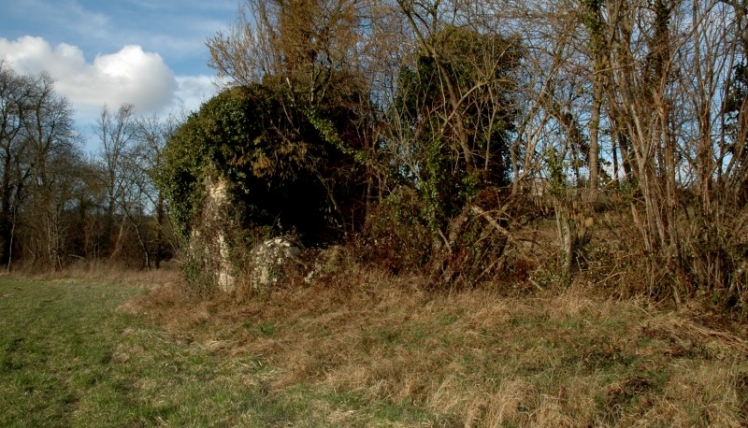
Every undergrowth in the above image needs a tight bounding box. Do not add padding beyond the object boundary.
[128,269,748,427]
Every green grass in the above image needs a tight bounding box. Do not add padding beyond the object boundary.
[0,278,440,427]
[2,275,748,426]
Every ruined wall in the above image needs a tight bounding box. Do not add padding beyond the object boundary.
[189,176,236,292]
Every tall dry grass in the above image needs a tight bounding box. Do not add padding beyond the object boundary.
[3,259,184,290]
[128,267,748,427]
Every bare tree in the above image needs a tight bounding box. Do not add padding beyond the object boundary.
[0,65,78,269]
[95,104,137,261]
[131,113,182,268]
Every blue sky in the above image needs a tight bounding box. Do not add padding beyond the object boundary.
[0,0,239,147]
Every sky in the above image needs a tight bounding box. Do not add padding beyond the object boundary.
[0,0,239,150]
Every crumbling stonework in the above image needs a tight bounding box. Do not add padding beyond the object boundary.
[188,176,307,293]
[189,176,236,292]
[249,237,302,290]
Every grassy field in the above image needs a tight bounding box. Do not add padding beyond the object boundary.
[2,273,748,427]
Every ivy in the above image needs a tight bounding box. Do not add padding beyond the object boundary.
[393,26,521,239]
[305,108,369,166]
[159,81,370,248]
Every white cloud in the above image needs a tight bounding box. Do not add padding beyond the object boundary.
[173,75,224,114]
[0,35,228,152]
[0,36,177,113]
[7,0,235,68]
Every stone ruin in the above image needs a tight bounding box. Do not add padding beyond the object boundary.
[189,175,362,294]
[189,176,236,292]
[190,176,305,293]
[249,237,303,290]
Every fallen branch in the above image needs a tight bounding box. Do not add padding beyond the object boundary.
[469,205,513,240]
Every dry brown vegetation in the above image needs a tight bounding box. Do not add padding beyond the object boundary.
[122,264,748,427]
[5,259,184,290]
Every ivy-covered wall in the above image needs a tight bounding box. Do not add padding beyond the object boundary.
[159,83,369,291]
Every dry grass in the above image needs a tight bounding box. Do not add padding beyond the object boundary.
[127,268,748,427]
[3,259,183,290]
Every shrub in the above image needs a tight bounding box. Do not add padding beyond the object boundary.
[359,187,432,274]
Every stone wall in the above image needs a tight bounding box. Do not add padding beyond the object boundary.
[188,176,306,293]
[189,176,236,292]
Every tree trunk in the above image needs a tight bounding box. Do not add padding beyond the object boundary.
[589,82,602,193]
[154,193,165,269]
